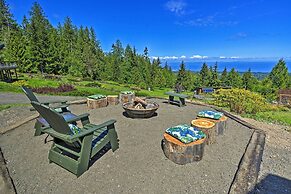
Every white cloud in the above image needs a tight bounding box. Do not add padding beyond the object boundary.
[180,55,186,59]
[162,56,179,60]
[220,56,226,59]
[230,56,240,59]
[190,55,208,59]
[165,0,187,15]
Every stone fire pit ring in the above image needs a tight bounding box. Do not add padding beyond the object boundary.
[123,102,159,118]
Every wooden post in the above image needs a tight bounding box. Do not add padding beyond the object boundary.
[162,133,206,164]
[191,118,216,145]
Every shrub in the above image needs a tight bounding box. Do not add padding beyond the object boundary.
[212,89,270,114]
[130,86,141,91]
[32,84,75,94]
[84,82,101,87]
[12,80,29,87]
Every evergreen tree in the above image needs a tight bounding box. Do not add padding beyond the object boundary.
[176,61,188,89]
[227,68,242,88]
[210,62,220,86]
[242,68,257,90]
[220,67,228,86]
[110,40,124,81]
[268,59,289,89]
[199,63,211,86]
[26,2,52,73]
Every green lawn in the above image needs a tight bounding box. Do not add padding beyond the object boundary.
[0,103,30,111]
[0,74,181,98]
[243,110,291,126]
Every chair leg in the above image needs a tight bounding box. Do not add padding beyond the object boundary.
[108,123,119,152]
[34,121,43,136]
[77,134,93,177]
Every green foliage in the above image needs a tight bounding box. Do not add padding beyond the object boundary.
[268,59,290,89]
[226,68,242,88]
[11,80,29,87]
[199,63,211,86]
[244,110,291,126]
[213,88,270,114]
[0,104,11,111]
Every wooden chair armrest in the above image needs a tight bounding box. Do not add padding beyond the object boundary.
[29,104,68,111]
[65,113,90,123]
[41,100,67,105]
[69,119,116,141]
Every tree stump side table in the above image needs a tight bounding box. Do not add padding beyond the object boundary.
[119,93,135,104]
[191,118,216,145]
[197,115,228,135]
[107,95,119,105]
[87,97,107,109]
[162,133,206,165]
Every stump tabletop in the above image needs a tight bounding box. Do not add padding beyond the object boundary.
[163,133,205,146]
[191,118,215,128]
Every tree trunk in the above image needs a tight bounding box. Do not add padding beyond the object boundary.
[162,133,206,165]
[191,118,216,145]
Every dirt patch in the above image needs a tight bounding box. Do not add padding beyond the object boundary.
[0,99,253,194]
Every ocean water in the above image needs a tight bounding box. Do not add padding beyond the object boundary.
[162,60,291,73]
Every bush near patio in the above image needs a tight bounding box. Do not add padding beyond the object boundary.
[212,88,271,114]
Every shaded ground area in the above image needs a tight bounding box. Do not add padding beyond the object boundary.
[0,99,253,194]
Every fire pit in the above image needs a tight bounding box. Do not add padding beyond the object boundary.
[123,97,159,118]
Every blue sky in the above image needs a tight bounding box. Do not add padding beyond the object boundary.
[7,0,291,60]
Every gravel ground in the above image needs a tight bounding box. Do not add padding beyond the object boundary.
[0,99,253,194]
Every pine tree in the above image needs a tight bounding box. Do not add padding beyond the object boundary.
[242,68,257,90]
[268,59,289,89]
[176,61,188,89]
[26,2,52,73]
[227,68,242,88]
[209,62,220,86]
[220,67,228,86]
[199,63,211,86]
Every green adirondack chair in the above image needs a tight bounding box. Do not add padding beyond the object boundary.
[21,86,69,112]
[21,86,75,136]
[31,101,119,177]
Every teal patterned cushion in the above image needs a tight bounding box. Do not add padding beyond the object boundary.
[166,124,206,144]
[121,91,134,94]
[88,94,106,100]
[69,124,81,135]
[198,110,223,120]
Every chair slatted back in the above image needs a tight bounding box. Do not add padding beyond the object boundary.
[31,101,71,134]
[21,86,39,102]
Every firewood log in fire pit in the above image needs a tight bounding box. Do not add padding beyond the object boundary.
[123,98,159,118]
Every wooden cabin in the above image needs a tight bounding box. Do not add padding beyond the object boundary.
[278,89,291,104]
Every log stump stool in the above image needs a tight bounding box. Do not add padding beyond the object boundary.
[107,95,119,105]
[191,118,216,145]
[87,95,108,109]
[162,133,206,164]
[119,92,135,104]
[198,116,228,135]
